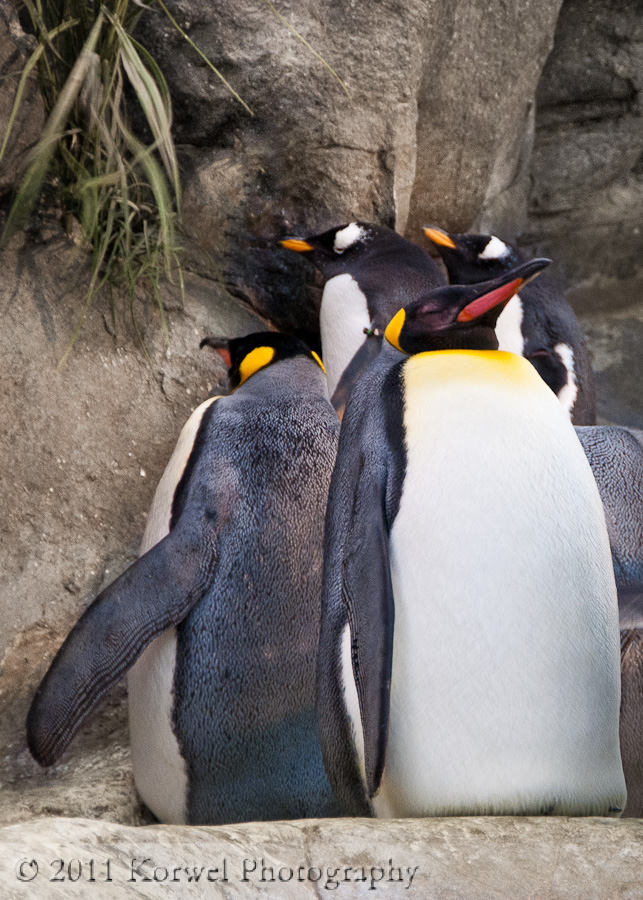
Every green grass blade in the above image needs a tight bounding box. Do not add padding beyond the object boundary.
[108,14,180,207]
[1,11,105,247]
[0,43,45,166]
[0,16,83,167]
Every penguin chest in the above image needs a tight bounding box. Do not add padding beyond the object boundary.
[376,351,624,817]
[320,273,371,395]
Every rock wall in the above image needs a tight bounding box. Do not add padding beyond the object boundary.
[521,0,643,293]
[515,0,643,426]
[0,5,43,196]
[0,232,261,824]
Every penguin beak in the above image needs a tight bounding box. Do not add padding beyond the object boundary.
[423,226,457,250]
[456,258,551,323]
[280,238,314,252]
[200,336,232,368]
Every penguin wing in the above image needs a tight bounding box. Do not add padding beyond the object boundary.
[318,381,395,811]
[27,515,218,767]
[619,584,643,631]
[342,456,395,798]
[330,336,382,420]
[575,425,643,586]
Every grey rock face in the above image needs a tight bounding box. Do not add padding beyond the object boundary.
[521,0,643,297]
[1,816,642,899]
[409,0,564,239]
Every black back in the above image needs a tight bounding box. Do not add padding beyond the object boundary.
[430,231,596,424]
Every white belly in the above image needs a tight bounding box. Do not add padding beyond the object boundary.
[375,351,625,817]
[494,294,524,356]
[319,273,371,395]
[128,396,219,824]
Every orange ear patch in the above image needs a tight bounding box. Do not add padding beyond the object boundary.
[311,351,326,373]
[384,308,406,351]
[238,346,276,386]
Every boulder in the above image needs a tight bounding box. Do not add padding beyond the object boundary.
[520,0,643,297]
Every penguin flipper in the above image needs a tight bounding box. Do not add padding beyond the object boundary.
[319,406,394,812]
[576,425,643,586]
[618,583,643,631]
[342,462,394,799]
[331,336,382,419]
[27,518,216,767]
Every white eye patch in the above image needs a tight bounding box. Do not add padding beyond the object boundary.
[478,235,510,260]
[333,222,367,254]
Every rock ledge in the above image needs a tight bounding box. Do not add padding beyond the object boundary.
[1,815,642,898]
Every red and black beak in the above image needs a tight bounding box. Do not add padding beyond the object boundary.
[455,257,551,323]
[200,336,232,369]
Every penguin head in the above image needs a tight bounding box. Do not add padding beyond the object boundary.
[280,221,401,277]
[423,226,521,284]
[384,258,551,354]
[200,332,325,390]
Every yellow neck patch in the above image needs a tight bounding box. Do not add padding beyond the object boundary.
[311,351,326,373]
[385,308,406,351]
[404,349,545,392]
[238,346,276,386]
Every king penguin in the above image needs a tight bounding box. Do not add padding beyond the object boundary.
[423,226,596,425]
[317,258,626,818]
[281,222,446,412]
[27,332,341,825]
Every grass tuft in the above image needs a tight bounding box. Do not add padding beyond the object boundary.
[0,1,347,365]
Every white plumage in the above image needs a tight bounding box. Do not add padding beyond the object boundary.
[363,350,625,816]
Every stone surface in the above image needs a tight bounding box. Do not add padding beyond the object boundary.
[579,294,643,428]
[410,0,564,239]
[1,816,642,899]
[520,0,643,298]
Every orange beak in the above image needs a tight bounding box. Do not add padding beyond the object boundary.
[280,238,314,252]
[423,227,457,250]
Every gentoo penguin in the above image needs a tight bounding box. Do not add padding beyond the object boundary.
[317,259,626,818]
[27,333,341,825]
[281,222,446,409]
[423,226,596,425]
